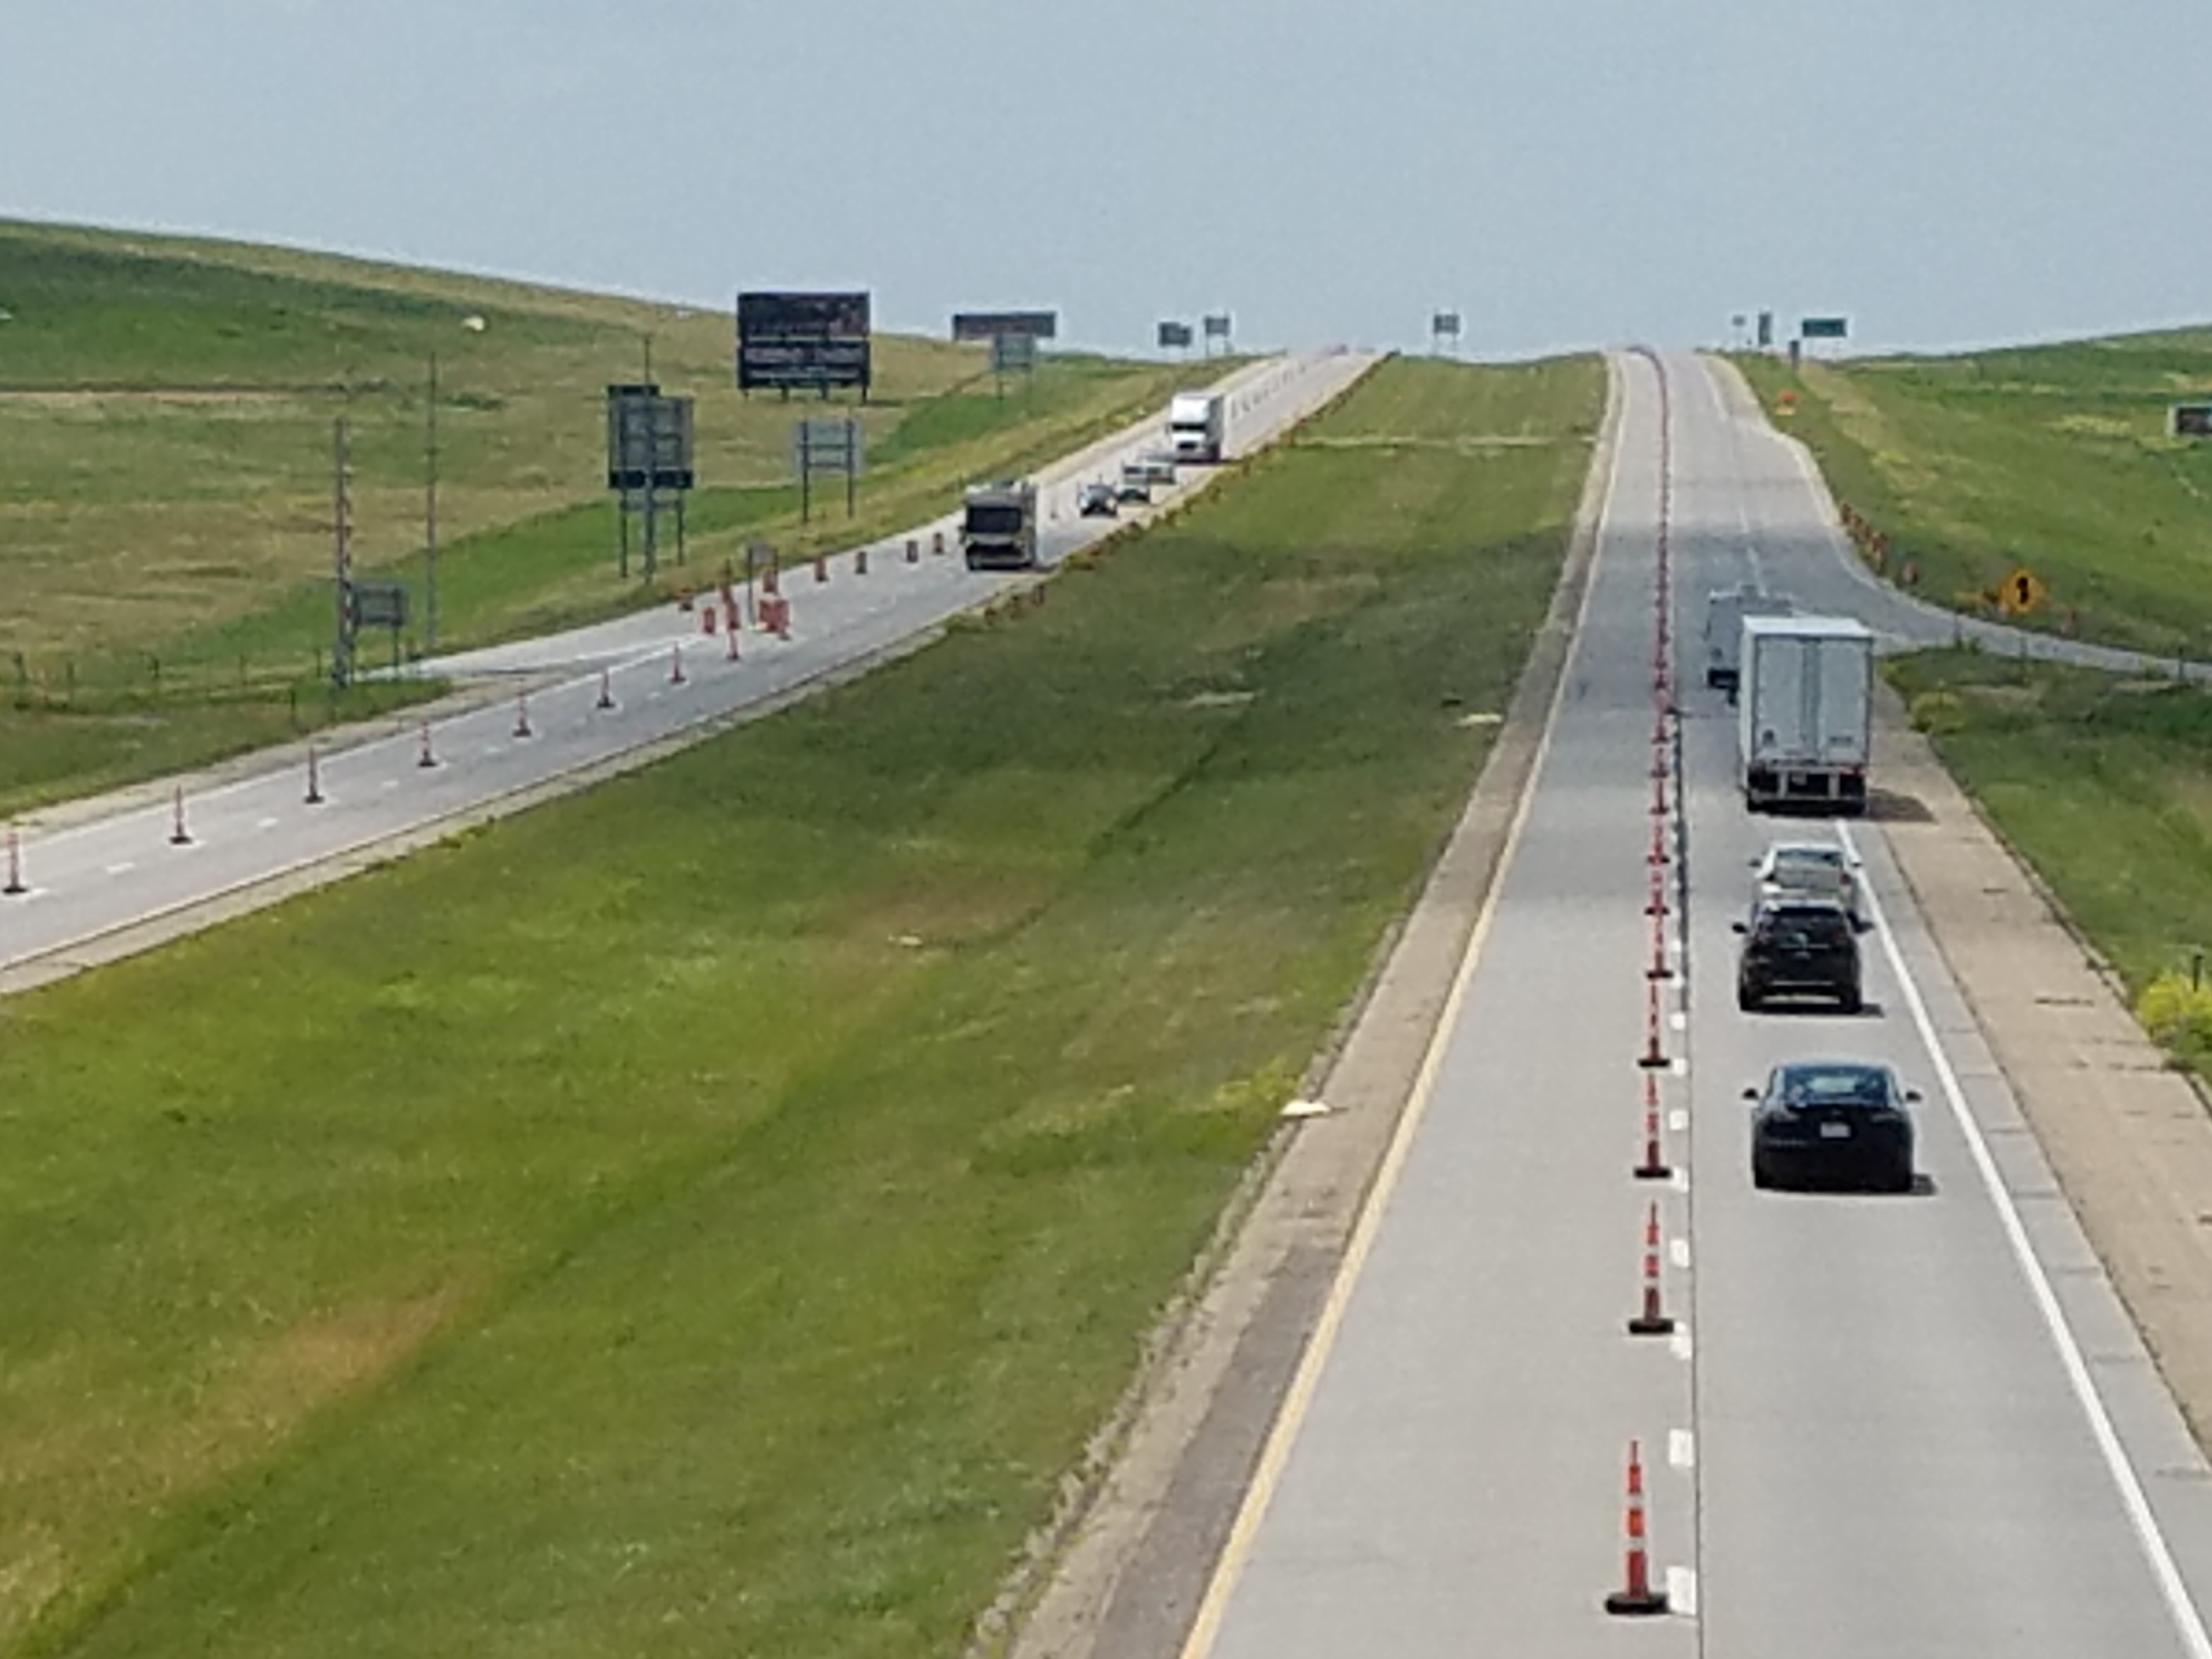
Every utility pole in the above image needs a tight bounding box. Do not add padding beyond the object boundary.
[332,414,354,691]
[424,351,439,653]
[641,334,659,583]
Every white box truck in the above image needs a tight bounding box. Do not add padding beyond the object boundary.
[1167,391,1227,464]
[960,481,1038,570]
[1702,584,1794,694]
[1737,616,1875,814]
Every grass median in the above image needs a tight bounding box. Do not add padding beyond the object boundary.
[0,353,1602,1659]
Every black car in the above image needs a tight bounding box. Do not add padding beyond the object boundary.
[1076,481,1119,517]
[1746,1060,1920,1191]
[1734,897,1861,1013]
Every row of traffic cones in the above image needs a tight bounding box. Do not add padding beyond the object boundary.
[2,646,715,887]
[1610,348,1680,1619]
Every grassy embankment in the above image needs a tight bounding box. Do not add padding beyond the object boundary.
[0,353,1602,1658]
[1739,330,2212,1073]
[1735,331,2212,655]
[0,220,1198,813]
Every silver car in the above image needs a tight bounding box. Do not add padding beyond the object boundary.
[1753,840,1864,929]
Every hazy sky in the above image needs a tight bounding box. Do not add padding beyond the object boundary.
[1,0,2204,358]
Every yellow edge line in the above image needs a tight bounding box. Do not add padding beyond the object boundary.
[1174,352,1635,1659]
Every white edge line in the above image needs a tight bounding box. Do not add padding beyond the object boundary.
[1172,352,1628,1659]
[1840,820,2212,1659]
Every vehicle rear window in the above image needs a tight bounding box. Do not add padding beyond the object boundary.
[1777,1067,1890,1107]
[967,506,1025,534]
[1758,907,1850,945]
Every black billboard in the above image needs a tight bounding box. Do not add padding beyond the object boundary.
[952,310,1058,342]
[1157,320,1193,349]
[736,291,872,394]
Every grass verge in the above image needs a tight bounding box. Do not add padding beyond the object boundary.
[0,353,1602,1659]
[1733,331,2212,654]
[1888,649,2212,1074]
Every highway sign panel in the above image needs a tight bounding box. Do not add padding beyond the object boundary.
[792,416,864,476]
[605,386,696,490]
[1801,316,1849,340]
[348,580,409,630]
[990,333,1038,374]
[737,291,872,394]
[2171,404,2212,438]
[1157,320,1193,350]
[1999,566,2047,616]
[953,311,1057,342]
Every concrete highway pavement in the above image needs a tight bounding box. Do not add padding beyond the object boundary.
[1177,350,2212,1657]
[0,350,1375,987]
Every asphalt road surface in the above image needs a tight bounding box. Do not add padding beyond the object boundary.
[0,351,1374,984]
[1177,350,2212,1658]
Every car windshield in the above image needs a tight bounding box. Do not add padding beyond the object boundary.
[966,505,1025,534]
[1772,1064,1893,1108]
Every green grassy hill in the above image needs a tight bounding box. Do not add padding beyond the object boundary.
[1735,328,2212,656]
[0,221,1194,809]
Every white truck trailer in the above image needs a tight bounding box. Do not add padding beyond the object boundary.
[1701,584,1795,693]
[1167,391,1227,464]
[960,481,1039,571]
[1737,615,1875,814]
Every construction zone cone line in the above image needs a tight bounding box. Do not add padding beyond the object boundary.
[1633,1073,1672,1181]
[1637,981,1669,1070]
[1628,1204,1677,1336]
[1604,1440,1670,1616]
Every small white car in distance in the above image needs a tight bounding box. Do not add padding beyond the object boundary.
[1753,840,1865,929]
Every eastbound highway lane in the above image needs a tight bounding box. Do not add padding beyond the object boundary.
[1670,347,2212,1656]
[0,351,1373,986]
[1179,351,2212,1658]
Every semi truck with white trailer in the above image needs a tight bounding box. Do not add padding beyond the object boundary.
[1737,615,1875,814]
[1701,583,1795,693]
[960,481,1039,571]
[1167,391,1227,464]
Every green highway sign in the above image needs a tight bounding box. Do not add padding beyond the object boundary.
[1801,317,1849,340]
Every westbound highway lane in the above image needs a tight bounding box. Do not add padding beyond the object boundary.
[1175,351,2212,1657]
[0,351,1373,989]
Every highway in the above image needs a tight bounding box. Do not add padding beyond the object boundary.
[1176,349,2212,1657]
[0,349,1374,989]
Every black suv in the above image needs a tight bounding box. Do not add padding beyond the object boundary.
[1734,898,1861,1013]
